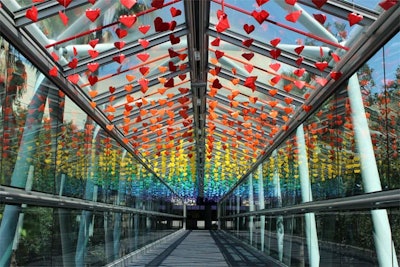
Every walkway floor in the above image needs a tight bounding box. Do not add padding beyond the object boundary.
[127,230,281,267]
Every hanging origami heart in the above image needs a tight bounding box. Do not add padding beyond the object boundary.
[244,76,257,92]
[154,17,170,32]
[88,0,96,4]
[294,80,305,89]
[168,48,179,58]
[88,90,98,98]
[57,0,72,7]
[88,75,98,86]
[315,77,328,86]
[106,124,114,131]
[315,61,328,71]
[269,89,278,96]
[138,39,150,48]
[270,38,281,47]
[126,94,134,102]
[269,63,281,72]
[88,39,98,48]
[137,53,150,62]
[49,66,58,76]
[313,13,326,24]
[113,54,125,64]
[243,24,255,34]
[270,76,280,85]
[58,11,68,26]
[114,41,126,49]
[86,9,100,22]
[126,74,135,82]
[125,84,133,92]
[67,73,79,84]
[242,52,254,61]
[252,10,269,24]
[138,25,151,34]
[331,52,340,62]
[285,0,297,5]
[158,66,168,73]
[294,45,304,55]
[256,0,269,6]
[330,71,342,80]
[169,20,177,31]
[295,57,303,66]
[210,38,220,47]
[216,12,230,32]
[109,86,116,94]
[284,97,293,105]
[87,62,99,72]
[294,68,305,77]
[215,50,224,59]
[170,7,182,17]
[115,28,128,38]
[270,49,281,59]
[244,64,253,73]
[379,0,397,10]
[348,12,363,26]
[151,0,164,9]
[158,87,167,95]
[312,0,327,9]
[242,38,254,47]
[139,66,149,76]
[119,15,137,28]
[169,34,180,44]
[212,79,222,89]
[286,10,302,23]
[88,49,99,58]
[26,6,38,22]
[121,0,137,9]
[68,58,78,68]
[164,78,174,87]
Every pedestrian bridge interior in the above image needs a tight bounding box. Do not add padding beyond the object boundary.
[0,0,399,266]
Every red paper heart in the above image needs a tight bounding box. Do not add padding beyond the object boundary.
[154,17,170,32]
[294,45,304,55]
[348,12,363,26]
[252,10,269,24]
[26,6,38,22]
[315,77,327,86]
[121,0,137,9]
[243,24,255,34]
[242,38,254,47]
[49,66,58,76]
[137,53,150,62]
[244,64,253,73]
[211,37,220,46]
[216,12,230,32]
[113,54,125,64]
[270,76,280,85]
[88,0,96,4]
[119,15,137,28]
[242,52,254,61]
[88,39,98,48]
[139,66,149,76]
[170,7,182,17]
[57,0,72,7]
[138,39,150,48]
[315,61,328,71]
[169,20,177,31]
[212,79,222,89]
[270,38,281,47]
[331,53,340,62]
[379,0,398,10]
[115,28,128,38]
[269,63,281,71]
[165,78,174,88]
[169,34,180,44]
[330,71,342,80]
[179,74,187,81]
[294,68,305,77]
[293,80,304,89]
[68,58,78,69]
[87,62,99,72]
[313,13,326,24]
[168,48,179,58]
[295,57,303,66]
[312,0,327,9]
[285,0,297,5]
[256,0,269,6]
[244,76,257,92]
[109,86,116,94]
[88,75,98,86]
[270,49,281,59]
[286,10,302,23]
[169,61,177,72]
[114,41,126,49]
[58,11,68,26]
[138,25,151,34]
[68,74,79,84]
[88,50,99,58]
[151,0,164,9]
[215,50,225,59]
[86,9,100,22]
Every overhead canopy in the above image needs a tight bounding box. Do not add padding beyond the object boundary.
[1,0,398,200]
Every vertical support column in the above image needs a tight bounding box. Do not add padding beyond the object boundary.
[297,125,320,267]
[258,165,265,252]
[236,194,240,235]
[347,74,398,267]
[272,150,284,262]
[183,203,187,230]
[248,174,255,245]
